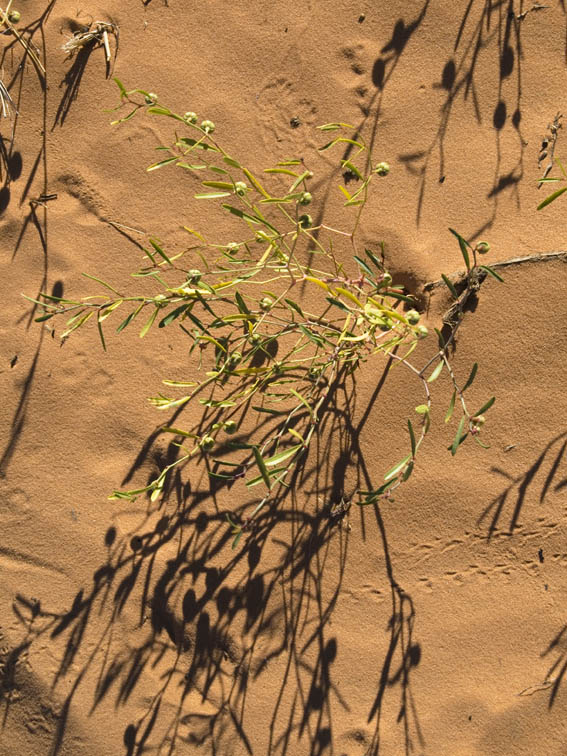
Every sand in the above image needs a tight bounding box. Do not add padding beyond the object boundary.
[1,1,567,754]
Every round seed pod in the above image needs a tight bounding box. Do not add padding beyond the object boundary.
[378,318,393,332]
[7,9,21,22]
[234,181,247,196]
[406,309,421,325]
[200,436,215,451]
[298,191,312,205]
[226,242,239,254]
[416,325,429,339]
[183,111,198,123]
[472,414,486,426]
[201,120,215,133]
[381,272,393,287]
[374,162,390,176]
[145,93,158,104]
[259,297,273,311]
[298,214,313,228]
[188,269,202,282]
[224,420,238,434]
[475,241,490,255]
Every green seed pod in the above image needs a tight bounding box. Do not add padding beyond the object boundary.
[7,9,21,22]
[226,242,239,254]
[259,297,273,311]
[145,92,158,104]
[374,161,390,176]
[249,333,262,345]
[200,436,215,451]
[298,191,312,206]
[378,318,393,332]
[228,351,242,366]
[188,269,202,282]
[381,272,393,287]
[475,241,490,255]
[298,213,313,228]
[153,293,167,304]
[201,119,215,133]
[183,111,198,123]
[406,309,421,325]
[224,420,238,434]
[416,325,429,339]
[234,181,247,196]
[472,414,486,426]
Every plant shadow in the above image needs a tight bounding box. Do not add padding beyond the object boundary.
[9,360,423,755]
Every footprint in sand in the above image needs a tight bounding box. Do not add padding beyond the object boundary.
[256,76,318,153]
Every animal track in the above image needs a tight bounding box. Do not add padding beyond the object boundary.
[256,77,318,152]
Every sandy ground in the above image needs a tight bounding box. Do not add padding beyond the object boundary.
[2,1,567,754]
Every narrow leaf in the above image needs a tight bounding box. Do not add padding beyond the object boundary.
[479,265,504,283]
[445,390,456,423]
[474,396,495,416]
[384,455,411,481]
[537,185,567,210]
[451,416,466,456]
[427,360,444,383]
[252,447,272,490]
[462,362,478,392]
[408,419,416,457]
[441,273,459,299]
[449,228,471,270]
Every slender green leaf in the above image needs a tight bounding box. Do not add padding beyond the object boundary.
[195,192,231,199]
[537,185,567,210]
[147,157,178,172]
[81,272,123,296]
[289,387,314,419]
[149,238,172,264]
[462,362,478,392]
[234,290,250,315]
[264,444,303,467]
[116,303,144,333]
[384,454,411,481]
[408,419,416,457]
[159,304,189,327]
[445,390,456,423]
[434,328,446,349]
[474,396,495,416]
[139,307,159,338]
[441,273,458,299]
[353,255,374,278]
[451,416,466,456]
[284,298,304,317]
[479,265,504,283]
[449,228,471,270]
[252,446,272,489]
[427,360,444,383]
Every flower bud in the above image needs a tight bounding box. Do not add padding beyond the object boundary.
[226,242,239,254]
[7,9,21,22]
[406,309,420,325]
[200,436,215,451]
[416,325,429,339]
[475,241,490,255]
[259,297,273,311]
[298,191,312,205]
[472,414,486,426]
[298,213,313,228]
[374,162,390,176]
[145,92,158,104]
[183,111,198,123]
[234,181,247,196]
[188,269,202,282]
[201,119,215,133]
[381,272,393,287]
[224,420,238,434]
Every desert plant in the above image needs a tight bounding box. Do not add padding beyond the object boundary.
[28,81,499,547]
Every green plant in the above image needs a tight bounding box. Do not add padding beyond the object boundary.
[537,157,567,210]
[28,82,498,547]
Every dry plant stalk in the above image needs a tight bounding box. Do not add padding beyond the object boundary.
[0,5,46,77]
[61,21,118,74]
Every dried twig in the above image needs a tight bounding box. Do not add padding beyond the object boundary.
[0,6,46,77]
[538,113,563,186]
[424,250,567,292]
[61,21,119,76]
[0,78,16,118]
